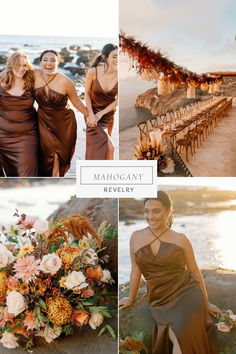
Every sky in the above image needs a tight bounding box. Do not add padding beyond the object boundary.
[120,0,236,74]
[0,0,118,38]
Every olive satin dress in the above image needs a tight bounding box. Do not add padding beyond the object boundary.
[85,69,117,160]
[0,86,38,177]
[135,231,218,354]
[34,85,76,177]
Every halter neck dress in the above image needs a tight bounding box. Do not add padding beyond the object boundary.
[0,86,38,176]
[85,68,117,160]
[135,229,218,354]
[34,79,76,177]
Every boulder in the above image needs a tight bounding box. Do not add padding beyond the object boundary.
[119,268,236,353]
[69,45,81,51]
[64,66,86,76]
[0,55,7,65]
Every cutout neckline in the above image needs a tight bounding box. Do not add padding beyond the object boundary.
[135,240,184,259]
[96,77,117,94]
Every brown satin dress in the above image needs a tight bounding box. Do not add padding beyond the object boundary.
[0,86,38,177]
[34,85,76,177]
[85,69,117,160]
[135,232,218,354]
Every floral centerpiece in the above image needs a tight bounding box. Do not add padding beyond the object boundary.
[0,211,116,349]
[133,137,169,172]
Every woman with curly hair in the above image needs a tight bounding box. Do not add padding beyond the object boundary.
[0,51,38,176]
[119,191,220,354]
[85,43,118,160]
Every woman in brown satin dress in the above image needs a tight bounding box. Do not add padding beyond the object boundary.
[34,50,88,177]
[119,191,221,354]
[0,52,38,177]
[85,43,118,160]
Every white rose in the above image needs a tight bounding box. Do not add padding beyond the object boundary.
[6,291,27,316]
[0,332,18,349]
[0,244,15,268]
[216,322,230,332]
[64,271,88,291]
[34,219,49,234]
[36,325,62,343]
[40,253,62,275]
[230,315,236,321]
[89,312,103,329]
[101,269,112,283]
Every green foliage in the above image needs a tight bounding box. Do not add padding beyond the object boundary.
[104,226,117,240]
[24,338,34,350]
[62,324,73,336]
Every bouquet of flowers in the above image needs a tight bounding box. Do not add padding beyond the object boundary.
[216,310,236,332]
[134,137,168,172]
[0,211,116,349]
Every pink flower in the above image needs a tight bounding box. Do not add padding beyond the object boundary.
[14,255,40,283]
[81,285,94,298]
[7,277,19,291]
[17,215,38,231]
[0,308,14,327]
[216,322,230,332]
[23,310,36,330]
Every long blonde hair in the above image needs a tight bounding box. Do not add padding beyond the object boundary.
[1,51,34,91]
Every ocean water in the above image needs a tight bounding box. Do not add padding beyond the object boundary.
[0,34,119,176]
[119,210,236,283]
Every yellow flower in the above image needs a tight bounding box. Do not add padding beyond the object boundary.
[57,246,82,271]
[59,277,67,288]
[31,280,46,297]
[18,245,34,258]
[46,296,72,326]
[0,270,8,298]
[19,283,29,294]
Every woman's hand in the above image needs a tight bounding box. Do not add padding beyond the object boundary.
[95,111,104,122]
[86,113,97,127]
[119,297,133,310]
[208,302,222,317]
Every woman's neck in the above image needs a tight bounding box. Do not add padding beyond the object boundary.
[149,225,169,236]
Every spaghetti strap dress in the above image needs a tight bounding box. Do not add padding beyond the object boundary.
[85,68,117,160]
[34,82,76,177]
[135,231,218,354]
[0,86,38,177]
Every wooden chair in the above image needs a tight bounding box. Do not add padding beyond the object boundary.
[175,130,193,162]
[137,121,150,139]
[149,117,158,128]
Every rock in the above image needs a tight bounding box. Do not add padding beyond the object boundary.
[69,45,81,51]
[60,47,74,64]
[0,55,7,65]
[33,57,40,65]
[119,268,236,353]
[64,66,86,76]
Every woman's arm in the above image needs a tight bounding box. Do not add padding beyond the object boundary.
[65,78,88,117]
[182,234,221,317]
[85,69,97,127]
[95,97,118,121]
[119,232,142,309]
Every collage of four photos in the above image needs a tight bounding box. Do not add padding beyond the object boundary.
[0,0,236,353]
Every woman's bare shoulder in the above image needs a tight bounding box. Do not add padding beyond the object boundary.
[130,228,148,243]
[171,230,191,248]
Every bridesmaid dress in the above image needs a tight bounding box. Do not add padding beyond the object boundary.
[0,86,38,177]
[85,68,118,160]
[34,81,76,177]
[135,230,218,354]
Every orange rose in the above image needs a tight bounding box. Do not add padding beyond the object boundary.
[71,310,89,327]
[86,266,103,281]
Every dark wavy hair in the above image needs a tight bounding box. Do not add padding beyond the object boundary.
[144,191,173,228]
[40,50,61,62]
[91,43,118,68]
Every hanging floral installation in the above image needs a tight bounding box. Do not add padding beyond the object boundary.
[119,32,222,88]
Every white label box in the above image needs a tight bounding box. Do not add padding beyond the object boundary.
[76,160,158,198]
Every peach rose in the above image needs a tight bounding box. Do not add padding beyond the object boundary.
[34,219,48,234]
[89,312,103,329]
[86,265,103,281]
[6,291,27,316]
[64,271,88,291]
[0,332,18,348]
[71,310,89,327]
[81,285,94,298]
[216,322,230,332]
[0,244,15,268]
[40,253,62,275]
[36,325,62,343]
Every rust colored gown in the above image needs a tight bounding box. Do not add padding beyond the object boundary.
[85,69,117,160]
[34,85,76,177]
[135,233,218,354]
[0,86,38,177]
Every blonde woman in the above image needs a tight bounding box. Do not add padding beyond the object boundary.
[0,51,38,176]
